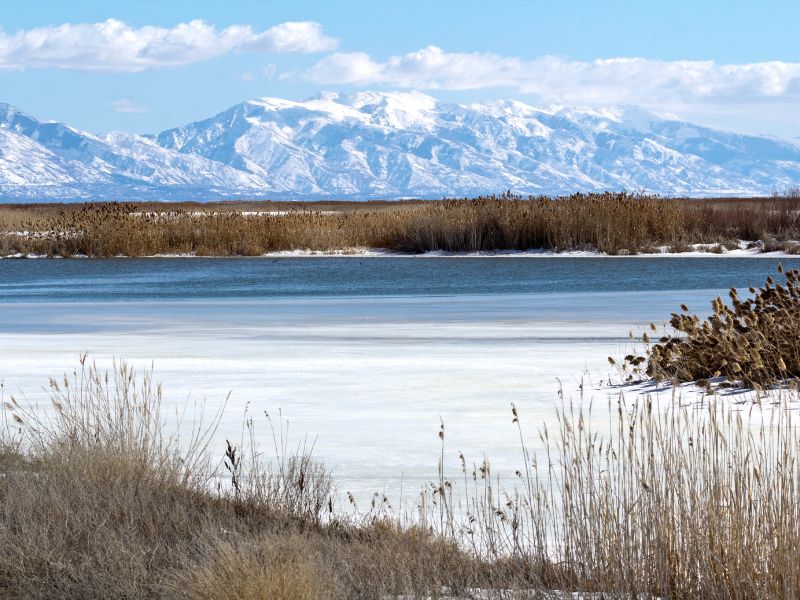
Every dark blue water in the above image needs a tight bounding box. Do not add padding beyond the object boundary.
[0,256,795,302]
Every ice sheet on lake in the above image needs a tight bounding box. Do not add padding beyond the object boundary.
[0,288,746,504]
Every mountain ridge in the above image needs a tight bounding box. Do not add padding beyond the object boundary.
[0,92,799,201]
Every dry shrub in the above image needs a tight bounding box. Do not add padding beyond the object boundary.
[644,266,800,386]
[178,523,474,600]
[339,519,477,598]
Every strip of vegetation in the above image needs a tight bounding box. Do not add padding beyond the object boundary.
[3,355,800,598]
[3,193,800,257]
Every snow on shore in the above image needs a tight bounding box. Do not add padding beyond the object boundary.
[3,240,799,259]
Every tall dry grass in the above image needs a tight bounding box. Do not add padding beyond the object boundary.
[0,360,479,599]
[2,358,800,598]
[3,193,800,256]
[434,395,800,598]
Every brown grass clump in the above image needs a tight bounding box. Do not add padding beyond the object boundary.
[3,193,800,256]
[178,535,334,600]
[642,266,800,386]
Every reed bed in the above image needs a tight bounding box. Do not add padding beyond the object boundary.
[3,193,800,256]
[2,357,800,598]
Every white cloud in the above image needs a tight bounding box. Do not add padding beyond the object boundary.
[305,46,800,107]
[108,98,146,113]
[251,22,336,54]
[0,19,338,72]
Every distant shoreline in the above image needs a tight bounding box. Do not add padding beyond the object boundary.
[4,193,800,258]
[3,246,800,259]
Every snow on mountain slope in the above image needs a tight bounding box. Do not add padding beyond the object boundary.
[100,131,269,189]
[0,103,270,200]
[1,92,800,201]
[0,127,81,187]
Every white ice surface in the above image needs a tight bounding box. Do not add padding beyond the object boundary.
[0,289,743,506]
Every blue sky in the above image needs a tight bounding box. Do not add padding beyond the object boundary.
[1,0,799,137]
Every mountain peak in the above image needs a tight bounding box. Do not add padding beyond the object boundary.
[344,90,439,129]
[345,89,437,107]
[242,90,441,129]
[247,96,302,111]
[306,89,438,107]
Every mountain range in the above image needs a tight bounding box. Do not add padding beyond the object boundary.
[1,91,799,201]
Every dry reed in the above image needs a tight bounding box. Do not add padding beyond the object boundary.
[3,193,800,257]
[617,266,800,388]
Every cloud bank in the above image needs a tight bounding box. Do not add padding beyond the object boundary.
[305,46,800,107]
[2,19,798,133]
[0,19,338,72]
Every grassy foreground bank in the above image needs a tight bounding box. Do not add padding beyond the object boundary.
[3,357,800,598]
[3,193,800,257]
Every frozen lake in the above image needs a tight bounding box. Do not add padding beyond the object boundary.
[0,256,794,504]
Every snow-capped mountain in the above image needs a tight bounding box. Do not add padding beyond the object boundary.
[1,92,800,201]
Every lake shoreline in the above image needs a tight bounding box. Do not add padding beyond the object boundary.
[3,242,800,259]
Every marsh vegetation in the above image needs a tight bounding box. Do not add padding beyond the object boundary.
[3,193,800,257]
